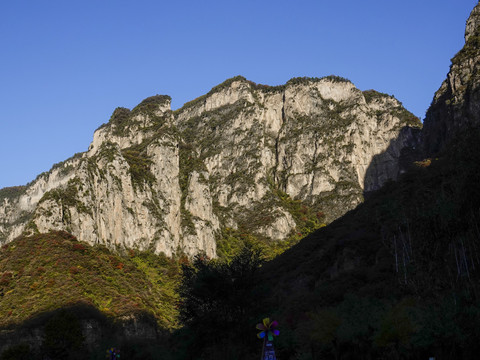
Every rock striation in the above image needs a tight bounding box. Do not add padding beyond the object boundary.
[0,76,421,257]
[423,2,480,155]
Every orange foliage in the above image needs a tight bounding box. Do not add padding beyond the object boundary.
[414,158,432,167]
[69,266,80,275]
[0,272,13,286]
[73,243,87,251]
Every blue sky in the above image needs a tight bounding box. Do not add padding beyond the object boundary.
[0,0,477,189]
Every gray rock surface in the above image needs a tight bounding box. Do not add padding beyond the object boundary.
[423,2,480,155]
[0,77,421,257]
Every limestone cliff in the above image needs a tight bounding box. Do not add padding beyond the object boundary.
[0,76,421,257]
[423,2,480,155]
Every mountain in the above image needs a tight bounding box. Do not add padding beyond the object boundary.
[4,2,480,358]
[423,2,480,155]
[0,76,420,258]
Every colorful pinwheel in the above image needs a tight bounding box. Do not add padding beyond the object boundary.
[106,347,120,359]
[256,317,280,341]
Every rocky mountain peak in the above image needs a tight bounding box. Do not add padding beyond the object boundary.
[465,2,480,42]
[0,76,420,258]
[423,1,480,155]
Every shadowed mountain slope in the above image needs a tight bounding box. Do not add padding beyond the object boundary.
[255,3,480,358]
[423,2,480,155]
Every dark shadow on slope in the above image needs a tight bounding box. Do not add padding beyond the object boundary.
[363,125,423,197]
[0,303,171,360]
[259,124,426,307]
[259,127,480,360]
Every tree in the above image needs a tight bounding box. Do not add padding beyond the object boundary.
[178,243,265,359]
[296,307,341,360]
[41,309,85,360]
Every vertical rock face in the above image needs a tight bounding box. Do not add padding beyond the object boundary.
[423,2,480,155]
[0,77,421,257]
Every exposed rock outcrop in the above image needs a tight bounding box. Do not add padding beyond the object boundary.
[0,77,421,257]
[423,2,480,155]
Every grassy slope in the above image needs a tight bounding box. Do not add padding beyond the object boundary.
[0,231,180,329]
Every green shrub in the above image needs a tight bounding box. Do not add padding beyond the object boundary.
[121,146,156,190]
[363,89,392,103]
[0,186,27,201]
[109,107,131,127]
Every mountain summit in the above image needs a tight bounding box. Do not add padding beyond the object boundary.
[0,76,420,258]
[423,2,480,155]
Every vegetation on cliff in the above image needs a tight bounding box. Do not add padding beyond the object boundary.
[452,25,480,65]
[0,186,27,202]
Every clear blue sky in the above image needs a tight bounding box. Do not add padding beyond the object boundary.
[0,0,477,189]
